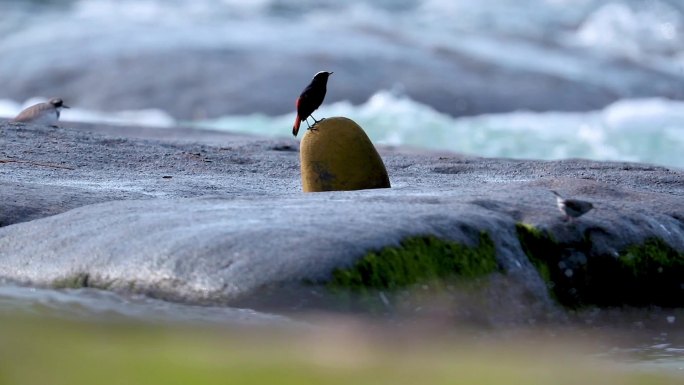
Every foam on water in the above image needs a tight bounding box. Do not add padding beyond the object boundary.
[1,0,683,168]
[2,0,683,77]
[575,2,683,58]
[194,91,684,168]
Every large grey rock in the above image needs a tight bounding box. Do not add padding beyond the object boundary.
[0,195,523,303]
[0,121,682,306]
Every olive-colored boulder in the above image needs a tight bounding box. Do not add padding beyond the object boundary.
[300,117,391,192]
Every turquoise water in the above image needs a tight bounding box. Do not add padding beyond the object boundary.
[192,92,684,168]
[2,92,682,168]
[1,0,683,167]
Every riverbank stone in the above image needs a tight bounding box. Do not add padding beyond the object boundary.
[300,117,390,192]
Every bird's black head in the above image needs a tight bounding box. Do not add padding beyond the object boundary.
[49,98,70,109]
[312,71,333,83]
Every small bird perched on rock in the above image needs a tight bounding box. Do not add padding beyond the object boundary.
[551,190,594,221]
[12,98,70,127]
[293,71,333,137]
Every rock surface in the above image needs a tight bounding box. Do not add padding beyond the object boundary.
[0,120,682,307]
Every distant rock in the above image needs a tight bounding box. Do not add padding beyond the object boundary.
[1,48,681,119]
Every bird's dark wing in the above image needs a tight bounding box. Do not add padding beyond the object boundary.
[296,85,315,117]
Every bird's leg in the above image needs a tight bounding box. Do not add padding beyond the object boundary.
[305,117,318,132]
[310,114,326,126]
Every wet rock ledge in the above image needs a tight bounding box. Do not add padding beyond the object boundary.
[0,120,682,310]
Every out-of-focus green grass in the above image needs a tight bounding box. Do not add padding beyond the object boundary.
[0,314,678,385]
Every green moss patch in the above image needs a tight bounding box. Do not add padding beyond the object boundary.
[615,239,684,307]
[53,273,91,289]
[515,223,556,285]
[516,223,684,308]
[328,232,498,292]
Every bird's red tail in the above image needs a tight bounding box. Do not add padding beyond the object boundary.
[292,115,301,137]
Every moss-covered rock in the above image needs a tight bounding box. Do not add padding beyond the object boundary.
[328,232,498,293]
[516,223,684,308]
[615,239,684,307]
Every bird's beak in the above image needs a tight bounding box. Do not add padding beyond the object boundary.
[62,105,70,109]
[329,71,334,75]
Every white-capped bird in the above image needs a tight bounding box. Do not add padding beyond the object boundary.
[551,190,594,222]
[12,98,70,127]
[292,71,333,137]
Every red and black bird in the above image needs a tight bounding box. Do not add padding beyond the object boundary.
[293,71,333,137]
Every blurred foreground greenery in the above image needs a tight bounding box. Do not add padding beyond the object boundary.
[0,314,679,385]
